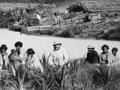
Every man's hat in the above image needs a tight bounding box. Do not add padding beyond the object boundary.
[53,41,62,46]
[87,45,95,49]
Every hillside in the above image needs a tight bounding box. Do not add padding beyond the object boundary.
[0,0,74,3]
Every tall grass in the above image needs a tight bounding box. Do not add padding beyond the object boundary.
[1,55,120,90]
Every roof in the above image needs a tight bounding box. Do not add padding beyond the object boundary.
[79,0,120,12]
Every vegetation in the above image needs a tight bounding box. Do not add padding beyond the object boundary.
[54,26,82,38]
[67,2,87,13]
[101,27,120,40]
[1,55,120,90]
[0,0,74,3]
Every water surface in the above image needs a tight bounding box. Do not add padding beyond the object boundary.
[1,29,120,59]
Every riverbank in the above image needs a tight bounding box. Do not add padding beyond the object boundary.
[1,28,120,59]
[22,22,120,41]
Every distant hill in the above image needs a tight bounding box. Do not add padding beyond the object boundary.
[0,0,74,3]
[0,0,120,4]
[0,0,39,3]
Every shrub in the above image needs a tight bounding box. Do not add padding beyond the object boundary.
[55,26,82,38]
[39,30,54,35]
[102,27,120,40]
[55,29,74,38]
[71,26,82,35]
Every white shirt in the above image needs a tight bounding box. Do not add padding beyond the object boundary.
[0,53,9,70]
[111,55,120,66]
[19,48,25,59]
[48,48,68,66]
[113,54,120,62]
[36,14,42,22]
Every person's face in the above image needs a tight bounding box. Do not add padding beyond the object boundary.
[103,47,108,53]
[88,48,93,53]
[54,44,61,50]
[28,54,34,59]
[1,49,6,53]
[15,46,21,51]
[112,50,117,56]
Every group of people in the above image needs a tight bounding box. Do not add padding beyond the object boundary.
[84,44,120,66]
[0,41,44,76]
[0,41,69,76]
[0,41,119,76]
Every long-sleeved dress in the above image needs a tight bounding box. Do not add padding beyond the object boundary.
[24,53,43,73]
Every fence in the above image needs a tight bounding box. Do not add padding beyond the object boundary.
[51,12,120,32]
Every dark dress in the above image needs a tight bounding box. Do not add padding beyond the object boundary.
[85,50,99,64]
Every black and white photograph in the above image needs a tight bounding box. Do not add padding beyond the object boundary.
[0,0,120,90]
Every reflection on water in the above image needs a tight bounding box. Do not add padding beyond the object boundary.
[0,29,120,59]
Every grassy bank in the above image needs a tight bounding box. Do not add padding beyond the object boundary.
[12,14,120,41]
[23,21,120,41]
[100,27,120,41]
[1,56,120,90]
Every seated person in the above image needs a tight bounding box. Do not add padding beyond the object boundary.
[24,48,43,73]
[48,41,68,67]
[84,45,99,64]
[99,44,115,65]
[111,47,120,66]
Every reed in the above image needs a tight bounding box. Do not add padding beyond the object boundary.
[1,55,120,90]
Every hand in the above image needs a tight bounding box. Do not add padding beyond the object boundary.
[100,61,105,64]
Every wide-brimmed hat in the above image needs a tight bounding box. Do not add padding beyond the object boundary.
[53,41,62,46]
[87,45,95,49]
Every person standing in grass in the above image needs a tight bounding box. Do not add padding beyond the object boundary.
[99,44,115,65]
[24,48,43,73]
[48,41,68,67]
[0,44,9,70]
[35,13,42,26]
[84,45,99,64]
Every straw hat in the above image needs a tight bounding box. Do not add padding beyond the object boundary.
[53,41,62,46]
[87,45,95,49]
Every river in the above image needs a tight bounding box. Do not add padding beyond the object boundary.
[1,29,120,59]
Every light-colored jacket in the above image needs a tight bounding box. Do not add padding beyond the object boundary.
[48,48,68,66]
[24,53,43,73]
